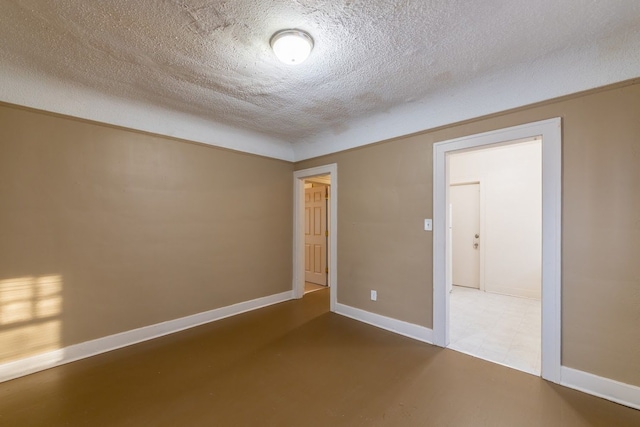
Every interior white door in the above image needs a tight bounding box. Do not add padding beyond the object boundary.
[451,183,480,289]
[304,186,327,285]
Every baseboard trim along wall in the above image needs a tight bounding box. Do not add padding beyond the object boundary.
[0,290,294,383]
[336,303,640,410]
[3,293,638,411]
[561,366,640,410]
[335,303,433,344]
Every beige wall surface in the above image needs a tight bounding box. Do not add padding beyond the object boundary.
[295,81,640,387]
[0,105,293,364]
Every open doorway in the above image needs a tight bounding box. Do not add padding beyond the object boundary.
[433,118,562,384]
[293,164,338,312]
[448,139,542,375]
[303,174,331,295]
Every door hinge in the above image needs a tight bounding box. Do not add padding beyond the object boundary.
[325,230,329,237]
[326,267,329,273]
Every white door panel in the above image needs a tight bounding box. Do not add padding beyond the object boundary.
[451,183,480,289]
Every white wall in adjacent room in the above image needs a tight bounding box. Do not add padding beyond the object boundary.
[449,139,542,299]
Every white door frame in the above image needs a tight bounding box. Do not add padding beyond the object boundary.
[293,164,338,312]
[433,118,562,383]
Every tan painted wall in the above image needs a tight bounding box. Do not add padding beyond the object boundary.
[0,104,293,364]
[295,81,640,387]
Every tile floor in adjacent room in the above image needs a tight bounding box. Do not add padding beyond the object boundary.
[449,285,541,375]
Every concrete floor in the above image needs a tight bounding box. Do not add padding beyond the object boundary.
[1,289,638,426]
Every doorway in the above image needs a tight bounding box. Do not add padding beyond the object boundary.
[433,118,562,383]
[303,175,330,294]
[448,141,542,375]
[293,164,338,312]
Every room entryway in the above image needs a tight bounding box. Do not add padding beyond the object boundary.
[293,164,338,311]
[447,140,542,375]
[304,177,329,288]
[433,118,562,383]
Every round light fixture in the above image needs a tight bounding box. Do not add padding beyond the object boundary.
[270,29,314,65]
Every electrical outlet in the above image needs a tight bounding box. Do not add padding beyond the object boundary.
[371,290,377,301]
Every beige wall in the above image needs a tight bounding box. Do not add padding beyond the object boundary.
[2,81,638,387]
[295,81,640,387]
[0,104,293,364]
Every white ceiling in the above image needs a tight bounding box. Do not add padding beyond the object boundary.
[1,1,639,161]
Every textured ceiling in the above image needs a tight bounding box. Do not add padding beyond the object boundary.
[1,1,639,160]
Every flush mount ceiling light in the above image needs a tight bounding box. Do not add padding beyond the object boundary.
[270,29,314,65]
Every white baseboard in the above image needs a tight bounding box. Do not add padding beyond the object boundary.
[334,304,640,410]
[6,293,637,411]
[484,286,541,301]
[0,290,293,383]
[335,303,433,344]
[561,366,640,410]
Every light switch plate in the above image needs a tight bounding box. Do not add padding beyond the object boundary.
[371,290,377,301]
[424,219,433,231]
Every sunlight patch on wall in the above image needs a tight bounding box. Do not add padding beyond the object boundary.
[0,275,62,364]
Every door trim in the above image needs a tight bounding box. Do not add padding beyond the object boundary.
[293,164,337,312]
[433,118,562,383]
